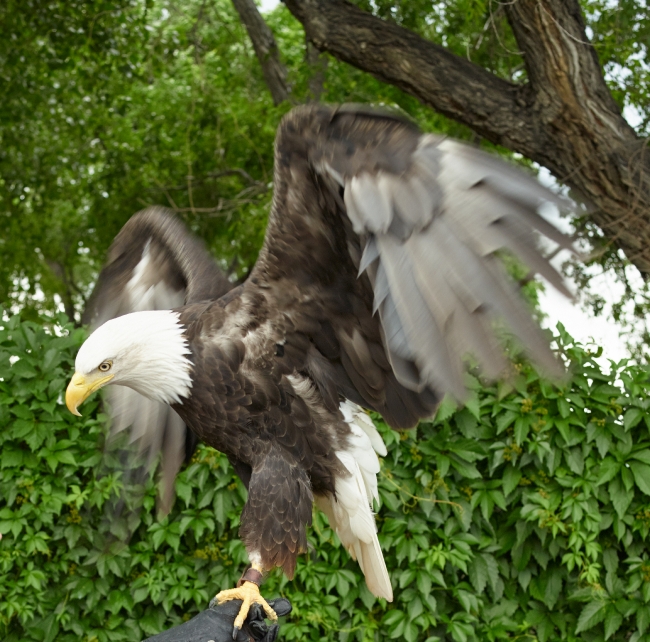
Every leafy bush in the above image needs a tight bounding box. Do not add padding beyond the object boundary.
[1,314,650,642]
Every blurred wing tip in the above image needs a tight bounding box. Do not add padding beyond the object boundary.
[535,358,569,386]
[156,492,174,518]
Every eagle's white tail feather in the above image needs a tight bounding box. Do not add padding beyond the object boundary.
[316,401,393,601]
[352,407,388,458]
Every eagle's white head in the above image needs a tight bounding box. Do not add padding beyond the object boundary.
[65,310,193,416]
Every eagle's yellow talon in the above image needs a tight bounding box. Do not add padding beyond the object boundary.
[215,581,278,631]
[262,601,279,622]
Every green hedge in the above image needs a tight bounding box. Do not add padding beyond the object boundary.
[1,314,650,642]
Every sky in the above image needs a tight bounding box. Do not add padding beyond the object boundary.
[538,267,630,364]
[260,0,280,11]
[536,233,641,367]
[256,0,636,364]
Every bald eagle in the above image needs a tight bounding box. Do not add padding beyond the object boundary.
[66,104,573,634]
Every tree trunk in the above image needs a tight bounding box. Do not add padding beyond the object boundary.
[231,0,289,105]
[283,0,650,275]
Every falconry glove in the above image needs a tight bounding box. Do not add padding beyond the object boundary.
[142,597,292,642]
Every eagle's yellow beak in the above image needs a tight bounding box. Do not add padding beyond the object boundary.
[65,372,114,416]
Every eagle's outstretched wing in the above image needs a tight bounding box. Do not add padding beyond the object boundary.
[84,206,233,510]
[245,104,574,428]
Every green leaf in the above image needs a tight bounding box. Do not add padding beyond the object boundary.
[214,492,226,525]
[464,392,481,421]
[151,528,166,550]
[399,568,416,589]
[631,449,650,466]
[404,622,419,642]
[603,606,623,640]
[514,417,530,445]
[176,479,192,507]
[435,396,457,423]
[42,348,61,371]
[543,567,562,610]
[484,553,499,593]
[502,465,522,496]
[2,448,23,468]
[624,407,644,430]
[518,568,532,591]
[597,458,621,485]
[416,572,431,596]
[496,410,517,435]
[455,410,478,438]
[449,457,481,479]
[609,477,634,518]
[468,554,488,593]
[436,455,451,477]
[630,462,650,495]
[602,548,619,574]
[595,431,611,459]
[557,397,571,418]
[622,464,635,490]
[637,605,650,635]
[565,447,584,475]
[11,359,37,378]
[56,450,76,466]
[407,597,423,621]
[575,601,608,634]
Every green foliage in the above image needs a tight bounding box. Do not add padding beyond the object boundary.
[2,315,650,641]
[0,0,285,318]
[3,0,646,324]
[583,0,650,133]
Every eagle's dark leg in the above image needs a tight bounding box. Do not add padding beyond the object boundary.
[215,558,277,638]
[217,449,312,637]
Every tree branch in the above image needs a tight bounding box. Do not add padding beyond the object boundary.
[283,0,650,275]
[46,259,84,326]
[305,38,327,102]
[282,0,543,150]
[231,0,289,105]
[147,168,267,193]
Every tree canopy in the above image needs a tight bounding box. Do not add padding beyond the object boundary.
[1,0,647,333]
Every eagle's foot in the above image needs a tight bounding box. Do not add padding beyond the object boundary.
[215,575,277,640]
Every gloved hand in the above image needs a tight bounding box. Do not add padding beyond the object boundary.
[143,597,292,642]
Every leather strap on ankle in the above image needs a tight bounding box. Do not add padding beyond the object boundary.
[237,566,263,588]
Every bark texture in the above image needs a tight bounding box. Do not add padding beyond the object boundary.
[283,0,650,275]
[232,0,289,105]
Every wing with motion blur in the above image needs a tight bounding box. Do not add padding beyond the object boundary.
[84,206,233,510]
[243,104,575,429]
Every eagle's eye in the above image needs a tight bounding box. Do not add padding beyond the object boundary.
[98,361,112,372]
